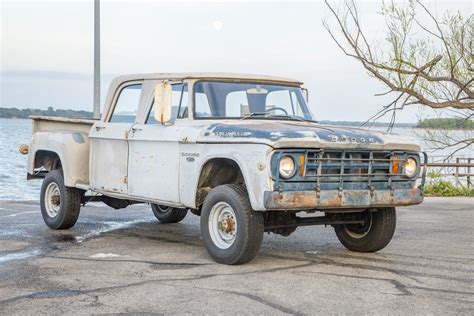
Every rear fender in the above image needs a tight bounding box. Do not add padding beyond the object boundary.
[28,131,90,187]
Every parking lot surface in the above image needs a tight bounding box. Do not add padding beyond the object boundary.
[0,197,473,314]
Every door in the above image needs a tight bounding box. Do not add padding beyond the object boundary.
[89,83,143,194]
[127,82,187,203]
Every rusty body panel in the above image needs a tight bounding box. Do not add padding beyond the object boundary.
[197,120,421,152]
[264,188,423,210]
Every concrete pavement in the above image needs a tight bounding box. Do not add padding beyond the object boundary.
[0,197,473,314]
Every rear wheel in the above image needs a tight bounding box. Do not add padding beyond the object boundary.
[151,204,188,223]
[200,184,264,265]
[40,170,82,230]
[334,207,396,252]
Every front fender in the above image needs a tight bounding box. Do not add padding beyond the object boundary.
[179,143,273,210]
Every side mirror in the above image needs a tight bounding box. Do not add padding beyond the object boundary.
[154,81,172,124]
[302,87,309,102]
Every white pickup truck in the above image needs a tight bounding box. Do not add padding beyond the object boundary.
[23,73,427,264]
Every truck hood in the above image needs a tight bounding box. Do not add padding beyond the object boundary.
[197,120,421,151]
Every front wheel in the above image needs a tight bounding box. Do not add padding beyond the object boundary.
[334,207,396,252]
[200,184,264,265]
[151,204,188,224]
[40,169,82,230]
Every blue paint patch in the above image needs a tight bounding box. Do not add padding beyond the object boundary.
[71,133,85,144]
[205,122,385,144]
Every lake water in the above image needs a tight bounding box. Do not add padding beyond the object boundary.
[1,118,472,201]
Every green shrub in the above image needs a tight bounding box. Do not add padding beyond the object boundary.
[424,171,474,197]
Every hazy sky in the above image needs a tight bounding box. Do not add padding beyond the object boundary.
[1,0,472,122]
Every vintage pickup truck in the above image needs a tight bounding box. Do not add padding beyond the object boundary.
[22,73,427,264]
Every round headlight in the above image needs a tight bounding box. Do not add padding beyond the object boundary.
[403,157,417,178]
[279,156,295,178]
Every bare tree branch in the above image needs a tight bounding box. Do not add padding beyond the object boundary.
[323,0,473,158]
[323,0,473,111]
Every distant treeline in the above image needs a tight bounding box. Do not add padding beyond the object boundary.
[416,118,474,129]
[318,120,415,128]
[0,107,92,119]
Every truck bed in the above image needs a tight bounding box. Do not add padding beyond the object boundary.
[31,116,97,134]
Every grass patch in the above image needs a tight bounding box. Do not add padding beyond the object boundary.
[424,171,474,197]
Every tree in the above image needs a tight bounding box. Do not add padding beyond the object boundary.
[323,0,473,158]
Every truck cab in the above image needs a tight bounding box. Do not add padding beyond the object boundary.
[24,73,427,264]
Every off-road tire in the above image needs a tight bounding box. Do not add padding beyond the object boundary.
[40,169,82,230]
[151,204,188,223]
[334,207,396,252]
[200,184,264,265]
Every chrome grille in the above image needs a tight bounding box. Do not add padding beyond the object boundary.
[304,150,397,182]
[273,149,426,192]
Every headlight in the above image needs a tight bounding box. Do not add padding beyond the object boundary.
[279,156,295,178]
[403,157,418,177]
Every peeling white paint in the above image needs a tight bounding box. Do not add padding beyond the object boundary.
[298,130,318,138]
[270,132,284,137]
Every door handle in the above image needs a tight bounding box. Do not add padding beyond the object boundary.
[131,127,142,132]
[95,125,105,131]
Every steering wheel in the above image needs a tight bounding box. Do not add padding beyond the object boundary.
[263,107,289,116]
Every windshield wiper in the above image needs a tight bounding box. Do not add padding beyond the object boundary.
[241,112,318,123]
[241,112,298,121]
[240,112,268,120]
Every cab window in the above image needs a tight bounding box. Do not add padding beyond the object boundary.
[193,81,312,119]
[226,91,249,116]
[110,84,142,123]
[195,92,211,117]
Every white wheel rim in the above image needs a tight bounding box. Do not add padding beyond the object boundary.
[344,213,373,239]
[45,182,61,218]
[208,202,237,249]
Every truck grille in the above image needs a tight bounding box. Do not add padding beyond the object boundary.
[274,149,419,191]
[306,150,394,179]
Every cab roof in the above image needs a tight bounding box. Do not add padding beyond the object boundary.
[111,72,303,86]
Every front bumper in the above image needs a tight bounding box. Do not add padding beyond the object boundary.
[264,188,424,210]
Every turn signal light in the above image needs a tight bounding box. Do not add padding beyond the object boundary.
[299,154,305,176]
[391,158,399,175]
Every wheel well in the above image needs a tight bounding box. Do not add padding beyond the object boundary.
[34,150,62,171]
[196,158,245,207]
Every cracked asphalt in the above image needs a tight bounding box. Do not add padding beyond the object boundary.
[0,197,473,315]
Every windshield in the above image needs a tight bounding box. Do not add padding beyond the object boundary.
[193,81,314,120]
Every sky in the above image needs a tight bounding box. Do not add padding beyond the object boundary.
[1,0,472,122]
